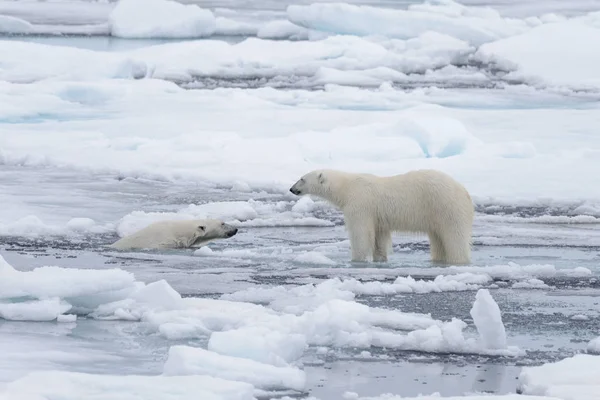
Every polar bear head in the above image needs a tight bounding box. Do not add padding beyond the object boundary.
[192,219,238,247]
[289,170,328,197]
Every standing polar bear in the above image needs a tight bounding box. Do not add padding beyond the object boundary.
[110,219,238,250]
[290,169,474,264]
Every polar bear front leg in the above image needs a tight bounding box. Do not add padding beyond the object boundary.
[373,230,391,262]
[344,214,375,262]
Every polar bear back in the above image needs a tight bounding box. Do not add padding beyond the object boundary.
[341,169,473,234]
[111,220,204,250]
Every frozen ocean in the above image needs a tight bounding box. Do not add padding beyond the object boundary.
[0,0,599,399]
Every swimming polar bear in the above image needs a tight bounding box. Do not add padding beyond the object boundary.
[110,219,238,250]
[290,169,473,264]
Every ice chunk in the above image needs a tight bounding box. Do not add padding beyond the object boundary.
[257,20,309,40]
[0,255,137,310]
[1,370,256,400]
[208,327,307,366]
[0,298,71,322]
[163,345,307,392]
[57,314,78,323]
[91,279,183,321]
[587,336,600,354]
[294,251,336,265]
[476,19,600,89]
[109,0,216,39]
[512,278,551,289]
[287,1,534,46]
[518,354,600,400]
[469,289,507,350]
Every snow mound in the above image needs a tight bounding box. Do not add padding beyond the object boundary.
[0,254,138,319]
[287,0,538,46]
[0,298,72,322]
[476,18,600,89]
[163,345,307,391]
[1,253,524,361]
[0,370,256,400]
[0,41,148,82]
[208,327,307,366]
[0,215,114,238]
[109,0,216,39]
[518,354,600,400]
[470,289,507,350]
[587,336,600,354]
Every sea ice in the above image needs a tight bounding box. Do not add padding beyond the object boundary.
[0,370,256,400]
[109,0,216,39]
[163,345,307,392]
[476,17,600,89]
[0,254,138,315]
[588,336,600,354]
[287,0,536,46]
[518,354,600,400]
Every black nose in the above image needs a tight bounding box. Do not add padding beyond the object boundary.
[228,229,238,237]
[290,187,299,195]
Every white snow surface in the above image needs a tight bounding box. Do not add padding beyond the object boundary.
[108,0,217,39]
[588,337,600,354]
[518,354,600,400]
[1,77,599,227]
[163,345,307,391]
[476,14,600,89]
[0,254,523,357]
[0,370,257,400]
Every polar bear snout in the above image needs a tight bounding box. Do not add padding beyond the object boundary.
[289,178,305,195]
[226,228,238,237]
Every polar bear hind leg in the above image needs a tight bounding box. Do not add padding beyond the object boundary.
[436,228,471,265]
[428,232,446,263]
[373,230,392,262]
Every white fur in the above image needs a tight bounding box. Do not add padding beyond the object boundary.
[110,219,238,250]
[290,169,474,264]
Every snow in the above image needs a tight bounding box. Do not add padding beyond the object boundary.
[286,1,538,46]
[0,255,138,316]
[0,75,598,222]
[0,254,524,359]
[469,289,507,350]
[476,16,600,89]
[588,337,600,354]
[0,370,256,400]
[0,298,71,322]
[109,0,217,39]
[1,0,600,397]
[163,345,307,391]
[518,354,600,400]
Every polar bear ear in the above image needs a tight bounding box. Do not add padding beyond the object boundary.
[318,172,325,184]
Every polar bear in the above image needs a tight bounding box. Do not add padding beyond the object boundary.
[110,219,238,250]
[289,169,473,264]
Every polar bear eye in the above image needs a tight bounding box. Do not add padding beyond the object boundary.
[198,225,206,232]
[221,222,225,226]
